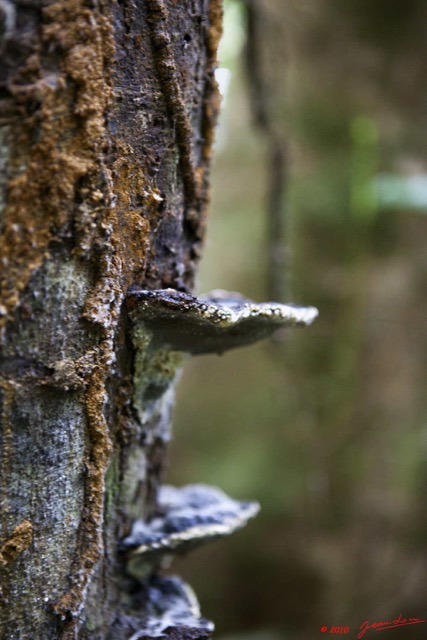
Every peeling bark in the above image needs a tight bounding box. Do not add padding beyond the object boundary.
[0,1,222,638]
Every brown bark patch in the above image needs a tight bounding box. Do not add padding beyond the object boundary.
[54,343,113,622]
[0,520,33,567]
[0,0,114,333]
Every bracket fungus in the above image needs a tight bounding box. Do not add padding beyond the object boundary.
[123,574,214,640]
[126,288,318,355]
[122,287,318,631]
[125,287,318,440]
[121,484,260,579]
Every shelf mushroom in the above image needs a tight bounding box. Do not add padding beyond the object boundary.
[126,288,318,355]
[121,484,260,579]
[126,288,318,429]
[121,287,318,635]
[116,574,214,640]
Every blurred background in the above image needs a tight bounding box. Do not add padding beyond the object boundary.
[168,1,427,638]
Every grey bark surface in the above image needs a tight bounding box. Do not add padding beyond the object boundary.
[0,1,222,638]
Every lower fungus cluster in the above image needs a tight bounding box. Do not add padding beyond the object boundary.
[121,484,260,579]
[123,575,214,640]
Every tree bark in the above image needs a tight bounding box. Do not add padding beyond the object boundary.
[0,1,222,638]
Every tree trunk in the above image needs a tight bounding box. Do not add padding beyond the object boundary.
[0,1,222,637]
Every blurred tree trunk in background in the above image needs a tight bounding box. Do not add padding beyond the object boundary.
[0,1,221,638]
[243,0,290,301]
[285,0,427,627]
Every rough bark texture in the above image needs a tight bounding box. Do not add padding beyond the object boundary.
[0,1,222,638]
